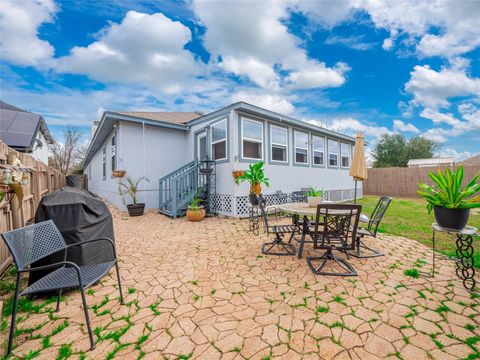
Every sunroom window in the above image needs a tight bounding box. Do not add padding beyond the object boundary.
[294,131,309,164]
[270,125,288,162]
[312,135,325,166]
[328,139,338,167]
[242,118,263,160]
[211,119,227,161]
[341,142,350,168]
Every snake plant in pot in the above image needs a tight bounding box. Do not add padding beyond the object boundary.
[234,161,269,195]
[417,165,480,229]
[118,176,149,216]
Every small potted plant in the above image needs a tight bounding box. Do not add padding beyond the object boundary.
[234,161,269,195]
[418,165,480,230]
[306,186,325,207]
[118,176,149,216]
[186,197,206,221]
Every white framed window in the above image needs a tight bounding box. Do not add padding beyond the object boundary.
[88,164,91,180]
[328,139,338,167]
[102,146,106,179]
[111,133,116,171]
[241,118,263,160]
[294,131,309,164]
[270,125,288,162]
[341,142,351,168]
[312,135,325,166]
[211,119,227,161]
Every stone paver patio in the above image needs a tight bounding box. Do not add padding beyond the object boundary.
[2,209,480,359]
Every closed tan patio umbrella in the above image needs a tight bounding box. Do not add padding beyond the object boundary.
[349,133,367,203]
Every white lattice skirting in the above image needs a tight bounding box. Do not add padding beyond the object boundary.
[210,188,363,217]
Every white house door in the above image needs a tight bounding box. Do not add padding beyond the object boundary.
[197,132,207,162]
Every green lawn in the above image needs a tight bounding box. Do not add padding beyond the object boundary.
[357,195,480,267]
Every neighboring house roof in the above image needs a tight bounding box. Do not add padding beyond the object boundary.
[0,101,54,151]
[461,154,480,166]
[83,102,356,167]
[115,111,202,124]
[407,157,454,167]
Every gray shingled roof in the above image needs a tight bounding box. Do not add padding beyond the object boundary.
[0,101,54,150]
[114,111,202,124]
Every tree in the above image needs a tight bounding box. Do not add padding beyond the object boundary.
[372,134,439,168]
[49,127,88,174]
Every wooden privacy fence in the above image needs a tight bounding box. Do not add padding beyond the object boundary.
[0,141,65,275]
[363,165,480,198]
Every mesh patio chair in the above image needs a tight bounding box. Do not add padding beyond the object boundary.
[1,220,124,356]
[258,195,299,256]
[307,204,361,276]
[346,196,392,258]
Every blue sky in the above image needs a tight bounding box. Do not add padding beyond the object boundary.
[1,0,479,160]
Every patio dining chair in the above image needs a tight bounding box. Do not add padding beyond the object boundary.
[258,195,300,256]
[346,196,391,258]
[1,220,124,356]
[307,204,361,276]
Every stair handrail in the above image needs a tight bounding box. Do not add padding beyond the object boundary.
[159,161,198,213]
[159,161,196,183]
[171,164,198,218]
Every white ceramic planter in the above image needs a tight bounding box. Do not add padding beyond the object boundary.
[307,196,324,207]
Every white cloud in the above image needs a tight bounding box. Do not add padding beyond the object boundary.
[55,11,202,93]
[420,108,460,126]
[0,0,57,66]
[357,0,480,58]
[231,91,295,115]
[393,119,420,133]
[324,34,376,51]
[192,0,349,91]
[326,117,390,139]
[404,64,480,109]
[436,147,473,162]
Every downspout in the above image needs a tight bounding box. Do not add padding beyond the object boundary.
[143,121,146,204]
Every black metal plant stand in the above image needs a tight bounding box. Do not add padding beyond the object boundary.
[431,223,478,292]
[198,160,216,216]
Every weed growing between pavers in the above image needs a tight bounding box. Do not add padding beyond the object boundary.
[403,268,420,278]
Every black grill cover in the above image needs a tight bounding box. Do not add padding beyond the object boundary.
[29,186,115,285]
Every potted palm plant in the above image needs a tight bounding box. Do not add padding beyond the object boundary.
[306,186,325,207]
[234,161,269,195]
[186,197,206,221]
[418,165,480,229]
[118,176,149,216]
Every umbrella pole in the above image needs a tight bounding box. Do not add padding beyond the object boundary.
[354,180,357,204]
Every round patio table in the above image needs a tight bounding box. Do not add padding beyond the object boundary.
[277,202,357,259]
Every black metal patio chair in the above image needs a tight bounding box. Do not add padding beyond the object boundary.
[1,220,124,356]
[346,196,391,258]
[307,204,361,276]
[258,195,300,256]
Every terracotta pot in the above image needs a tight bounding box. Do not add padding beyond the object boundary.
[232,170,245,180]
[112,170,126,178]
[187,206,206,221]
[127,203,145,216]
[250,183,262,195]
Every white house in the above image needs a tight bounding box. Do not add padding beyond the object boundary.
[83,102,360,217]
